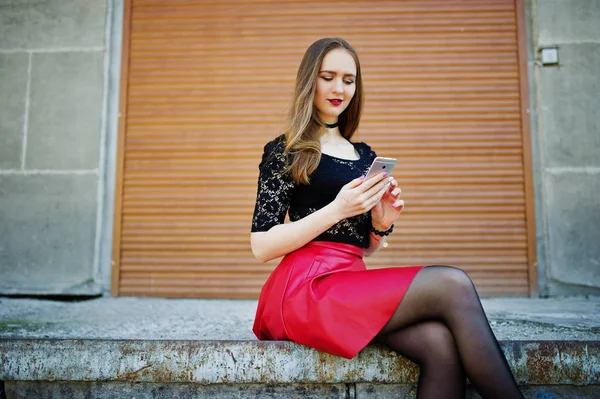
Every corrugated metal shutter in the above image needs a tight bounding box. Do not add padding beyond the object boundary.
[112,0,535,297]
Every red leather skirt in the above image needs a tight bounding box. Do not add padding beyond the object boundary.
[252,241,423,359]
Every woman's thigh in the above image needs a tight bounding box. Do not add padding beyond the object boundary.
[378,265,477,335]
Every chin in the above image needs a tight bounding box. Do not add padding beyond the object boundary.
[317,106,344,121]
[326,109,343,118]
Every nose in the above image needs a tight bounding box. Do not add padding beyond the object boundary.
[332,78,344,94]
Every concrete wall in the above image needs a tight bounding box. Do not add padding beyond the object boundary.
[0,0,110,295]
[0,1,598,297]
[528,0,600,295]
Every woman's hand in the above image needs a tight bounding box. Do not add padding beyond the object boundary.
[331,172,391,221]
[371,176,404,230]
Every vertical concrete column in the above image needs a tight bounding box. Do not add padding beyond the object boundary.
[0,0,108,294]
[532,0,600,295]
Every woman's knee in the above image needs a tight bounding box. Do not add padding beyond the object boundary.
[427,265,476,298]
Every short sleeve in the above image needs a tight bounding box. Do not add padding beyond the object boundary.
[251,135,296,232]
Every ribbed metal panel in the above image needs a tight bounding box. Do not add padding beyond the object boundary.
[114,0,531,297]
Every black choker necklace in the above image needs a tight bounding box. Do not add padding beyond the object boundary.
[321,121,339,129]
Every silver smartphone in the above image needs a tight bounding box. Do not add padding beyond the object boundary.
[365,157,397,179]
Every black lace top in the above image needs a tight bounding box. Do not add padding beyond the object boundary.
[251,134,378,248]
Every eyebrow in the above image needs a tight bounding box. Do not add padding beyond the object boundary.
[319,70,356,78]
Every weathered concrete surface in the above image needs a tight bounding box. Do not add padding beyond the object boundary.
[546,173,600,289]
[0,340,598,386]
[357,383,600,399]
[1,297,599,341]
[536,0,600,45]
[0,0,106,49]
[0,53,27,169]
[0,175,98,295]
[539,44,600,169]
[0,297,599,397]
[4,381,348,399]
[0,0,107,296]
[26,51,104,169]
[4,382,600,399]
[0,297,599,391]
[532,0,600,296]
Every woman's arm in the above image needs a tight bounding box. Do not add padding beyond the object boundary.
[251,202,342,262]
[251,173,391,262]
[364,176,403,257]
[363,231,387,257]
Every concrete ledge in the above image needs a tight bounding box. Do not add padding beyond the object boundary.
[1,339,599,386]
[4,381,600,399]
[3,381,349,399]
[1,298,600,397]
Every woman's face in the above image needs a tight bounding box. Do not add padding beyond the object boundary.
[314,48,357,124]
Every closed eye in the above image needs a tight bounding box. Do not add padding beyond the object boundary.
[321,76,354,84]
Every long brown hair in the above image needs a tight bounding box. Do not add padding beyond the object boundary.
[284,37,364,184]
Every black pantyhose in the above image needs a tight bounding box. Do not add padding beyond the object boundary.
[375,321,466,398]
[376,266,524,399]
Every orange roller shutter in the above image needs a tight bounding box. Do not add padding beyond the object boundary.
[112,0,536,297]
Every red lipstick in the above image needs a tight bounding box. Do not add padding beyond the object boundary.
[328,99,342,106]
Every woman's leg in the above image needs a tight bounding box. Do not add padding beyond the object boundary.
[379,266,523,399]
[375,321,466,399]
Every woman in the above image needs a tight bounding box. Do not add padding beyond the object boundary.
[250,37,523,399]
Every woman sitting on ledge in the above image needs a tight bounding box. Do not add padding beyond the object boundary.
[250,37,524,399]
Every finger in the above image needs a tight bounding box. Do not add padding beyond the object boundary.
[393,199,405,210]
[391,188,402,197]
[380,183,390,199]
[369,181,391,206]
[342,176,365,190]
[360,171,388,192]
[365,175,392,199]
[366,182,391,210]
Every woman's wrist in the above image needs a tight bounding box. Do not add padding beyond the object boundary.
[371,223,394,236]
[369,230,383,241]
[366,230,388,255]
[372,223,388,232]
[371,221,391,232]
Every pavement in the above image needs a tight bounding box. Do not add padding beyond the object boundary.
[1,296,600,341]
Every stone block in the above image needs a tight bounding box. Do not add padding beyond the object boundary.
[26,51,104,169]
[0,174,97,293]
[545,172,600,288]
[538,43,600,168]
[0,53,28,169]
[0,0,105,49]
[355,383,416,398]
[5,382,347,399]
[355,384,600,399]
[6,382,600,399]
[547,279,600,296]
[536,0,600,44]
